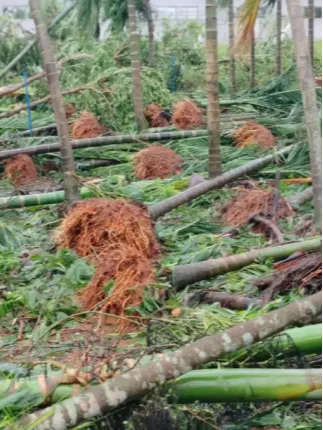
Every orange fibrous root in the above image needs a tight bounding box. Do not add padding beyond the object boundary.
[172,100,203,130]
[222,188,295,227]
[65,102,76,119]
[133,145,183,180]
[4,154,38,185]
[71,111,108,140]
[233,121,276,149]
[144,103,169,127]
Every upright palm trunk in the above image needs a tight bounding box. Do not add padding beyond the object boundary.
[206,0,222,178]
[127,0,146,130]
[276,0,282,75]
[308,0,314,64]
[286,0,322,229]
[143,0,155,67]
[228,0,236,95]
[29,0,79,206]
[250,27,255,88]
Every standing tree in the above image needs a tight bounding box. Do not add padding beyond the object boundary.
[276,0,282,75]
[206,0,222,178]
[29,0,79,206]
[228,0,236,95]
[250,27,256,88]
[143,0,155,67]
[308,0,314,64]
[127,0,146,130]
[286,0,322,229]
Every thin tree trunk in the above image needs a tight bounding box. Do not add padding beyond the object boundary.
[206,0,222,178]
[276,0,282,75]
[127,0,146,130]
[250,27,255,88]
[308,0,314,64]
[288,186,313,207]
[0,1,77,81]
[143,0,155,67]
[228,0,236,95]
[15,292,322,430]
[286,0,322,229]
[29,0,79,206]
[148,145,295,220]
[172,237,321,289]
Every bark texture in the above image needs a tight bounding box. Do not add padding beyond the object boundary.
[143,0,155,67]
[286,0,322,229]
[228,0,236,95]
[250,28,255,88]
[128,0,146,130]
[15,292,322,430]
[276,0,282,75]
[206,0,222,178]
[308,0,314,64]
[29,0,79,206]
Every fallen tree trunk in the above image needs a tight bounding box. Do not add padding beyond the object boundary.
[172,237,321,289]
[172,368,322,403]
[288,186,313,207]
[148,145,294,220]
[0,130,208,160]
[0,85,89,120]
[185,290,263,310]
[13,291,321,430]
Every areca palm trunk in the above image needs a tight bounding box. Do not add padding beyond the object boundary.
[276,0,282,75]
[143,0,155,67]
[286,0,322,229]
[250,27,256,88]
[206,0,222,178]
[128,0,146,130]
[308,0,314,64]
[29,0,79,206]
[228,0,236,95]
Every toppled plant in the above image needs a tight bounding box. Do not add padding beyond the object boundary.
[133,145,183,179]
[4,154,38,186]
[233,121,276,149]
[71,111,108,140]
[172,100,203,130]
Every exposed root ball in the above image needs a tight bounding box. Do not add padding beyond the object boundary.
[79,244,155,329]
[133,145,183,180]
[172,100,203,130]
[222,189,295,227]
[4,154,38,185]
[71,111,108,140]
[55,198,160,261]
[65,102,76,119]
[145,104,169,127]
[233,122,276,149]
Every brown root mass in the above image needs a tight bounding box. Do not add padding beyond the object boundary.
[172,100,203,130]
[144,104,169,127]
[4,154,38,185]
[133,145,183,180]
[233,122,276,149]
[71,111,108,140]
[55,198,160,261]
[222,189,295,227]
[64,102,76,119]
[79,244,156,329]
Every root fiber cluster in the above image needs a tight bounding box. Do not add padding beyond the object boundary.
[4,154,38,186]
[172,100,203,130]
[233,122,276,149]
[71,111,108,140]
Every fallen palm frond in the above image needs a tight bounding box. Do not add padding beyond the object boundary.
[0,130,209,160]
[172,368,322,403]
[3,154,38,186]
[15,292,322,430]
[133,145,183,180]
[233,121,276,149]
[55,198,159,261]
[0,85,91,120]
[172,237,321,289]
[173,100,203,130]
[71,111,108,140]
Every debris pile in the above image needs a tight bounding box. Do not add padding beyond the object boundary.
[144,104,170,127]
[172,100,203,130]
[133,145,183,179]
[233,121,276,149]
[4,154,38,185]
[71,111,108,140]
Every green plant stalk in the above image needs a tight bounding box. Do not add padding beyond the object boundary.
[171,369,322,403]
[0,130,208,160]
[0,1,77,80]
[172,237,321,289]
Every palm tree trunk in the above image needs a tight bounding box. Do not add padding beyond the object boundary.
[228,0,236,95]
[206,0,222,178]
[143,0,155,67]
[286,0,322,230]
[308,0,314,64]
[127,0,146,130]
[250,27,256,88]
[29,0,79,206]
[276,0,282,75]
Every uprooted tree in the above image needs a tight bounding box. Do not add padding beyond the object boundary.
[13,291,322,430]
